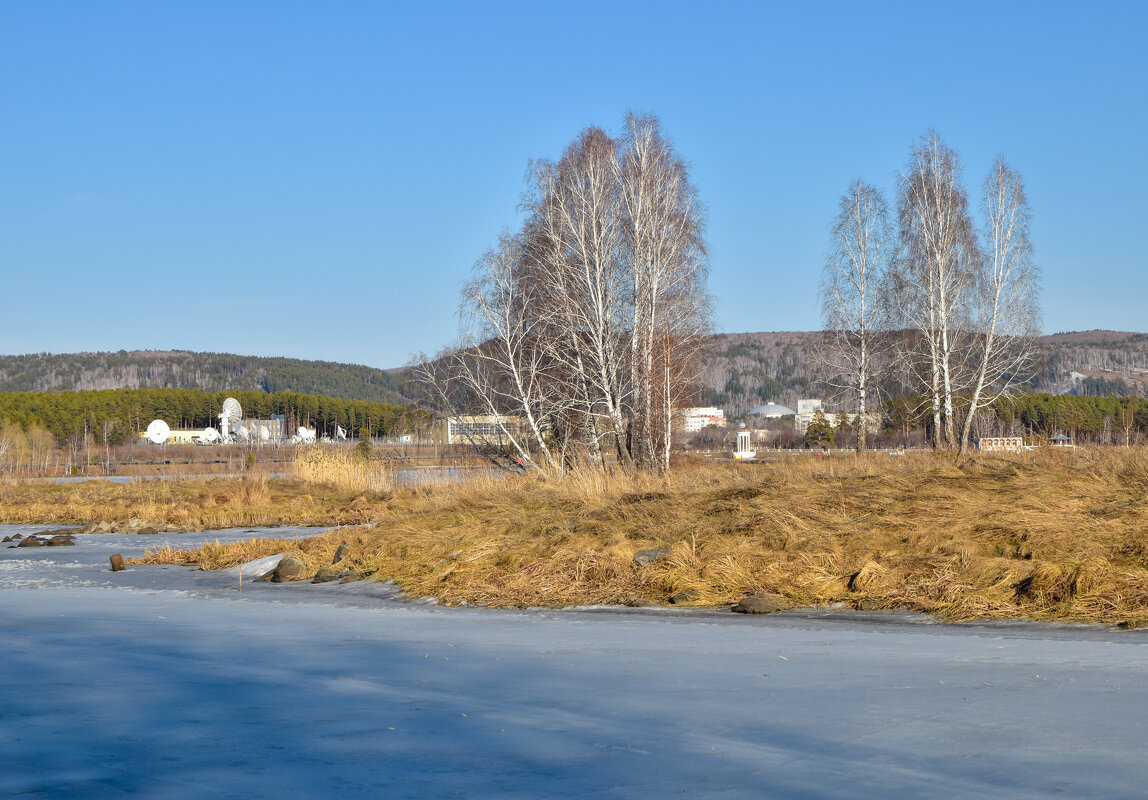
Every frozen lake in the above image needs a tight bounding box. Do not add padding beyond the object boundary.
[3,523,1148,798]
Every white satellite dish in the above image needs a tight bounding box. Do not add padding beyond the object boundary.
[297,426,316,444]
[200,427,220,443]
[219,397,243,439]
[146,419,171,445]
[336,425,347,440]
[236,425,250,441]
[222,397,243,424]
[258,425,270,442]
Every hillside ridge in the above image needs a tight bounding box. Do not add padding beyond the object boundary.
[4,329,1145,412]
[0,350,412,405]
[700,329,1148,416]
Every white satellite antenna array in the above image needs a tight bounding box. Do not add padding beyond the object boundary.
[295,426,316,445]
[146,419,171,445]
[219,397,243,441]
[145,399,288,447]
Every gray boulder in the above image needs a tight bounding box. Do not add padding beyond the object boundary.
[17,536,42,548]
[270,556,309,583]
[333,544,351,564]
[35,528,83,537]
[622,594,659,607]
[633,549,672,567]
[312,565,355,584]
[669,590,698,604]
[731,594,789,614]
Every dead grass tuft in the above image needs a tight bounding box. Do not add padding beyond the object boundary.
[129,528,374,576]
[0,473,396,529]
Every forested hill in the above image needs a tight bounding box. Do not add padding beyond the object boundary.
[0,351,413,405]
[701,329,1148,417]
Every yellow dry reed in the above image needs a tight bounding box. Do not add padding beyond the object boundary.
[293,447,394,494]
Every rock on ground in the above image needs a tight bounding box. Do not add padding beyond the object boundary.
[268,556,309,583]
[312,565,355,584]
[633,549,672,567]
[731,594,790,614]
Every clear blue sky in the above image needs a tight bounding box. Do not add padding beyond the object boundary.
[2,1,1144,370]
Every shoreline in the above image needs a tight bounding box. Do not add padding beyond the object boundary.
[6,521,1148,641]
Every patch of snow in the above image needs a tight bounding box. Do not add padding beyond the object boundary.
[219,553,285,579]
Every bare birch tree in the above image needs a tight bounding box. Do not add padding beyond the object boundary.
[458,232,563,469]
[409,234,563,471]
[0,429,11,475]
[527,126,635,469]
[819,180,892,453]
[892,131,980,448]
[652,273,711,470]
[618,112,710,471]
[415,112,711,473]
[956,157,1041,453]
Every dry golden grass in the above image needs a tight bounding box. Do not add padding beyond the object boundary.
[16,446,1148,624]
[132,528,376,575]
[0,473,394,529]
[292,447,395,493]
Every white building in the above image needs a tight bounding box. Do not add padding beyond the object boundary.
[431,415,523,447]
[681,407,727,433]
[977,436,1024,453]
[794,399,824,435]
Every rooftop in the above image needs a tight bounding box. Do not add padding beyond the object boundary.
[747,403,795,417]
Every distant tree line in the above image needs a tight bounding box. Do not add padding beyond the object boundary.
[0,388,425,445]
[992,394,1148,444]
[1073,376,1142,398]
[880,393,1148,446]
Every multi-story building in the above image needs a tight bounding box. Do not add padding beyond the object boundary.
[431,415,524,447]
[794,399,823,435]
[681,407,727,433]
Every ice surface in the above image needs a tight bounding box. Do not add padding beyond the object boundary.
[2,524,1147,798]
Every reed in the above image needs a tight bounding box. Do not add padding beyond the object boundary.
[0,473,393,528]
[292,447,395,494]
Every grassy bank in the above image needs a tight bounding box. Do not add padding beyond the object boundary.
[0,474,393,529]
[121,448,1148,625]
